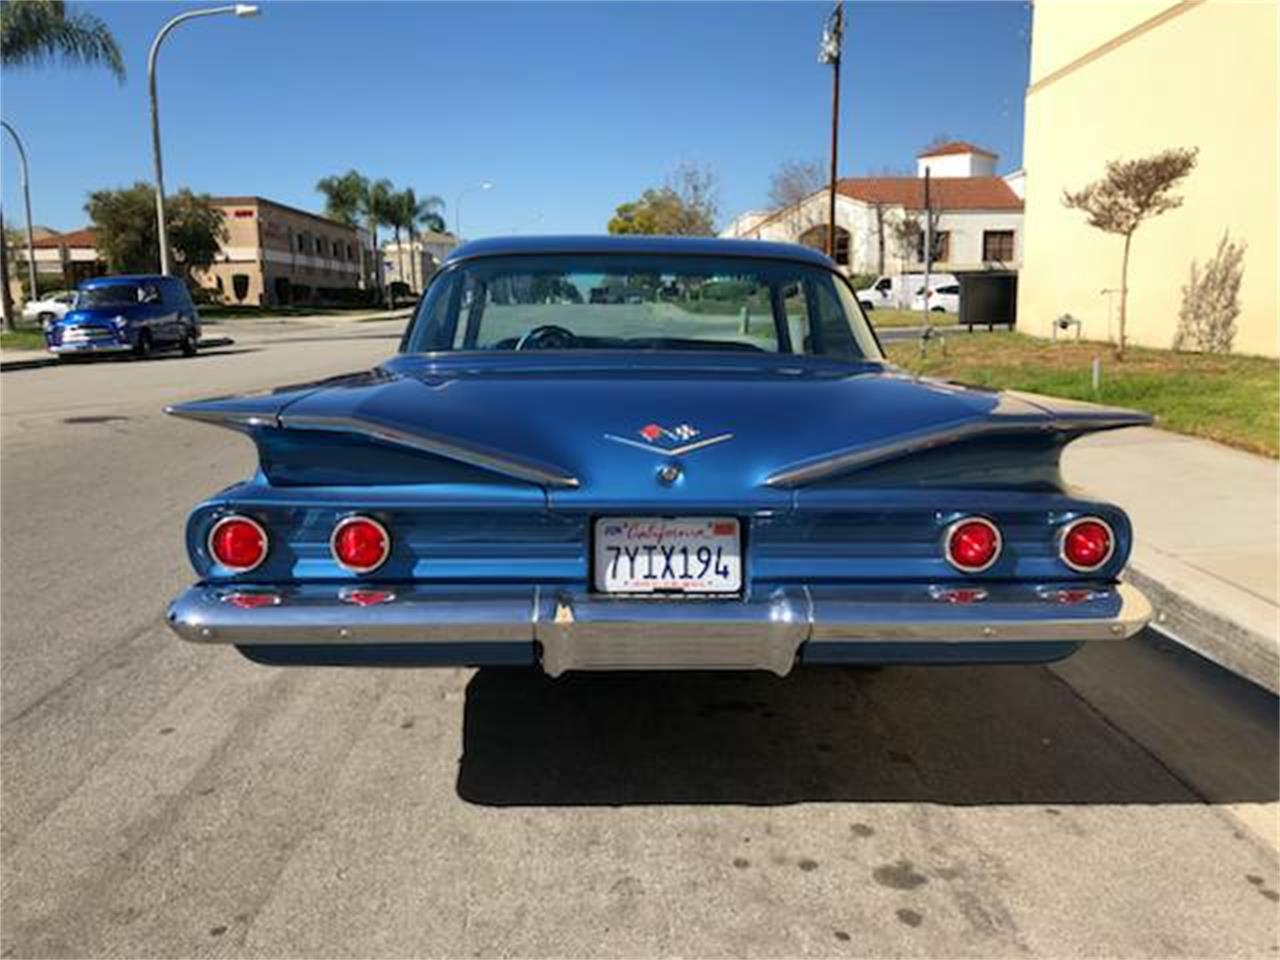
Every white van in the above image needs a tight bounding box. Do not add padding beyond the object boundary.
[857,273,958,311]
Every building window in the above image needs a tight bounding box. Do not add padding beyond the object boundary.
[347,243,353,260]
[983,230,1014,261]
[333,240,341,259]
[915,230,949,263]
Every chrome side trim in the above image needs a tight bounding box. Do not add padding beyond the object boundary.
[164,404,279,431]
[279,412,581,489]
[764,413,1152,488]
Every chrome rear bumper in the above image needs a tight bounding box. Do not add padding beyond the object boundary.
[167,582,1152,676]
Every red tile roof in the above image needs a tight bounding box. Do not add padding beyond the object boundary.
[917,140,997,158]
[32,227,98,249]
[837,176,1022,211]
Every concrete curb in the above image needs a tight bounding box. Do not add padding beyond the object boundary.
[1127,558,1279,695]
[1,336,235,372]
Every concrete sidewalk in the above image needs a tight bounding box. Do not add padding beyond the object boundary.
[0,309,412,371]
[1065,427,1279,693]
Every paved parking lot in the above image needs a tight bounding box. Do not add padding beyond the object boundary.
[1,322,1276,958]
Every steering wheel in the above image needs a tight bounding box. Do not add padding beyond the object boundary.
[515,324,576,351]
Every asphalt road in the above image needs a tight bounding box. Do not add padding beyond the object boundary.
[2,322,1277,959]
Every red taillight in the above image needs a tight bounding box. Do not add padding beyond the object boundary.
[331,516,391,573]
[208,515,268,572]
[1060,517,1114,572]
[944,517,1002,572]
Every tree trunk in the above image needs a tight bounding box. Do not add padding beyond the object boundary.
[409,226,419,293]
[875,203,885,275]
[393,226,405,295]
[0,204,13,332]
[1117,231,1133,360]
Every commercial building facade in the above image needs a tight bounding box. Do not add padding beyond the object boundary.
[1019,0,1277,356]
[194,196,376,307]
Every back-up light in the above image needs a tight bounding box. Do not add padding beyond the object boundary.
[1060,517,1115,572]
[208,515,268,572]
[331,515,391,573]
[944,517,1002,573]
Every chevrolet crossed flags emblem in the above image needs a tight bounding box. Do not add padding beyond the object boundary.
[604,421,734,457]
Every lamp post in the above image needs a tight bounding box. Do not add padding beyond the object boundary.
[818,0,844,262]
[149,3,260,276]
[0,120,38,305]
[454,180,493,240]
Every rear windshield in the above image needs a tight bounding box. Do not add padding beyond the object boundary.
[402,253,881,360]
[76,285,142,308]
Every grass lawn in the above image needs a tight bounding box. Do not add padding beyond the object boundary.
[866,308,951,328]
[885,332,1278,458]
[0,328,48,352]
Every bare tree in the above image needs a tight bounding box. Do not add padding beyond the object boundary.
[1174,231,1246,354]
[869,201,888,276]
[1063,146,1198,358]
[765,158,825,240]
[668,161,719,234]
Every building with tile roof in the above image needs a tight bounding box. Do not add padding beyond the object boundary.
[720,143,1024,279]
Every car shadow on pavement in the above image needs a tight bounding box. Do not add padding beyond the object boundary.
[456,632,1278,807]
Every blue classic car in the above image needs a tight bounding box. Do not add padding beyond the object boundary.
[166,236,1152,673]
[46,274,201,359]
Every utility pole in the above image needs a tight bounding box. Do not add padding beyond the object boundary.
[818,0,844,261]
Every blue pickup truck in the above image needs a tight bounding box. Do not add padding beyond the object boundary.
[45,274,201,359]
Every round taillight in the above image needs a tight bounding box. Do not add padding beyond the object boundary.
[208,515,268,573]
[944,517,1002,573]
[331,516,391,573]
[1060,517,1115,572]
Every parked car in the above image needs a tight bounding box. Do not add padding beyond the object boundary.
[166,235,1152,673]
[910,282,961,313]
[45,275,201,359]
[857,272,957,310]
[21,290,77,327]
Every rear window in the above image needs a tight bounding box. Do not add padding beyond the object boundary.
[403,253,880,361]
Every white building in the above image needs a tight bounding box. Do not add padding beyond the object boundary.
[722,142,1024,277]
[382,231,459,292]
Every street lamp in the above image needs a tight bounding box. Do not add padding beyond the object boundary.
[454,180,493,240]
[818,0,844,261]
[149,3,260,276]
[0,120,38,300]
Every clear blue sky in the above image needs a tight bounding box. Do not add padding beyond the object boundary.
[1,1,1030,238]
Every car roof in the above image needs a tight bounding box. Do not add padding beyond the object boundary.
[79,274,175,287]
[443,234,837,269]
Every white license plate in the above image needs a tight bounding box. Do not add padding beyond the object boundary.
[593,517,742,595]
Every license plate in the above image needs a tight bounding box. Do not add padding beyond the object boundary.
[593,517,742,595]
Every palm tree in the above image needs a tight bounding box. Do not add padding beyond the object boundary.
[1,0,125,80]
[315,170,366,228]
[1,0,124,328]
[404,188,446,292]
[365,178,397,306]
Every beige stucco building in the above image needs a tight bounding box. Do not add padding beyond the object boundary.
[1019,0,1277,357]
[195,197,376,307]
